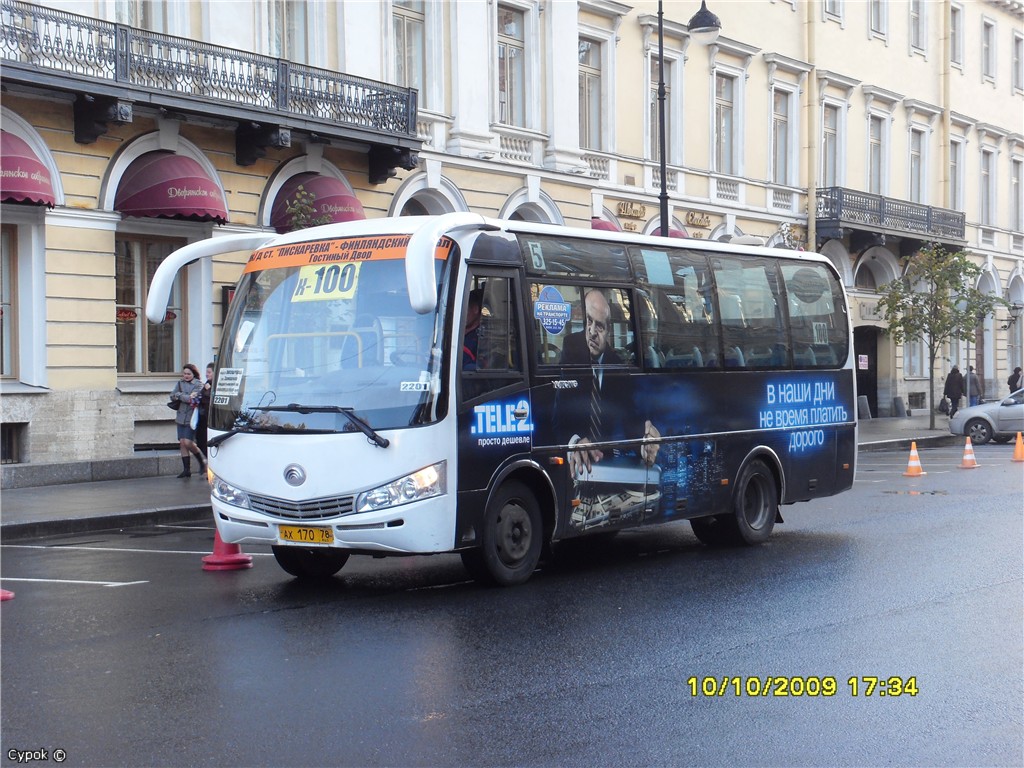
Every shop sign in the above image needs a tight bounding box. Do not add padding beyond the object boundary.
[616,201,647,219]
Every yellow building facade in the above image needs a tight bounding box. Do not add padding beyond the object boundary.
[2,0,1022,479]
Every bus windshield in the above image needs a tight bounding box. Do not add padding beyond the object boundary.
[210,235,454,435]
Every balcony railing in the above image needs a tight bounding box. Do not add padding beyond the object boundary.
[816,187,965,243]
[0,0,417,139]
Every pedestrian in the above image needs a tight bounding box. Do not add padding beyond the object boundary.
[169,363,207,478]
[943,365,964,417]
[195,362,214,455]
[967,366,982,406]
[1009,366,1022,393]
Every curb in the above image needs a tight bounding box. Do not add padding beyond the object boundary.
[0,505,212,542]
[858,435,961,453]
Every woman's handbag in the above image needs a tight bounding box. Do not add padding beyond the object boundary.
[938,397,949,414]
[167,398,180,410]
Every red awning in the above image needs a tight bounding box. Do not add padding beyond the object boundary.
[591,217,620,232]
[0,131,55,207]
[270,172,365,233]
[115,151,227,223]
[653,227,688,238]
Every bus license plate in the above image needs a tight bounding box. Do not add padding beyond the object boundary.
[279,525,334,545]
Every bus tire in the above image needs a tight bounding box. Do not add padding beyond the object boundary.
[272,546,349,580]
[731,459,777,545]
[689,515,739,547]
[476,480,542,586]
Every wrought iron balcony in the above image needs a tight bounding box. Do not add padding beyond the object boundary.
[816,187,965,245]
[0,0,419,177]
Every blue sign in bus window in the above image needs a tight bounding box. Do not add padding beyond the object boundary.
[534,286,572,334]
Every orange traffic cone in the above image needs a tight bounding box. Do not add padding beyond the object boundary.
[1013,432,1024,463]
[902,442,927,477]
[959,437,979,469]
[0,589,14,602]
[202,531,253,571]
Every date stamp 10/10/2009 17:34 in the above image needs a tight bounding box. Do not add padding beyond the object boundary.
[687,676,919,698]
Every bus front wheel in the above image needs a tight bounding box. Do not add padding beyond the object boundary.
[470,480,542,586]
[731,459,777,545]
[272,546,349,580]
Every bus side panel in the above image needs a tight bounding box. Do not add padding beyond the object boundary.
[454,391,538,547]
[528,368,855,532]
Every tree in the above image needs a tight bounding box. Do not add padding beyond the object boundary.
[283,185,331,232]
[875,243,1005,430]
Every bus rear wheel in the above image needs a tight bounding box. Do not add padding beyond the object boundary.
[470,480,542,586]
[731,459,777,545]
[272,546,349,580]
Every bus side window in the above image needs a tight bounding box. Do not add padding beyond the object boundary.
[781,263,847,368]
[462,274,524,401]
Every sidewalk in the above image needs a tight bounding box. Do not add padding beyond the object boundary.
[0,414,958,541]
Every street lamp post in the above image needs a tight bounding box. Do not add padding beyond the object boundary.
[657,1,721,237]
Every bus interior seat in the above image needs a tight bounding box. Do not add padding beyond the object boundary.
[645,342,666,369]
[724,346,745,367]
[665,346,703,368]
[793,345,817,366]
[811,344,838,366]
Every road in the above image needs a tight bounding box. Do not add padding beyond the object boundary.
[2,443,1022,767]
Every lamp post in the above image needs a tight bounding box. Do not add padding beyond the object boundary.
[657,0,721,237]
[1000,301,1023,330]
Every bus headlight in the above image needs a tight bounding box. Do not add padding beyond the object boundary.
[356,461,446,513]
[211,475,252,510]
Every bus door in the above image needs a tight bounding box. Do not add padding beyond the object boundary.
[455,268,532,542]
[528,281,660,538]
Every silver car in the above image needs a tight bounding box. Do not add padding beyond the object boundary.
[948,388,1024,445]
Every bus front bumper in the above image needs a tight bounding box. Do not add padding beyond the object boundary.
[211,495,458,555]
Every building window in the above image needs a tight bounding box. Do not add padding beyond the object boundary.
[950,138,964,210]
[116,235,185,375]
[650,58,672,163]
[904,336,925,378]
[116,0,166,32]
[269,0,307,62]
[771,89,793,185]
[821,103,840,187]
[909,128,924,203]
[579,37,602,151]
[980,149,995,226]
[910,0,925,52]
[868,114,885,195]
[1,226,14,378]
[869,0,887,37]
[824,0,842,22]
[714,73,737,176]
[1011,158,1023,233]
[497,5,526,127]
[393,0,425,97]
[982,20,995,81]
[1013,32,1023,93]
[950,5,963,66]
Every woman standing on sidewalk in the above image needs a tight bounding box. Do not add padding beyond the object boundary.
[170,363,206,478]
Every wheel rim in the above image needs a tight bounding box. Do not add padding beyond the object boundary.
[494,500,532,566]
[968,421,989,442]
[740,474,771,530]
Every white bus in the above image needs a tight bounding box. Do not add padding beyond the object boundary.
[147,213,856,585]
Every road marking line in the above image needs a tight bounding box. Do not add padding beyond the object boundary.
[1,544,271,556]
[0,577,149,588]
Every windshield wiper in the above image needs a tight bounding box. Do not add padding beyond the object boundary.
[258,403,390,448]
[206,421,333,448]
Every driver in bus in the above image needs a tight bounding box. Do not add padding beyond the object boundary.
[560,288,661,478]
